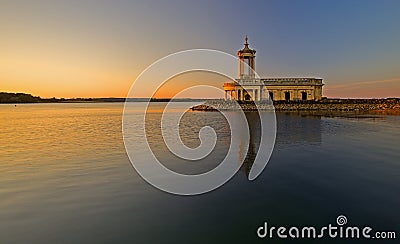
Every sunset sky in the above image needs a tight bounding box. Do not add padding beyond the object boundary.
[1,0,399,98]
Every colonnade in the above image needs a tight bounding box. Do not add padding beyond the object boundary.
[224,88,264,101]
[224,90,236,100]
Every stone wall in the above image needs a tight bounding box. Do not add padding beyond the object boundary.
[191,98,400,113]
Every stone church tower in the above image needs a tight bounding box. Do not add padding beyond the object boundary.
[224,37,324,101]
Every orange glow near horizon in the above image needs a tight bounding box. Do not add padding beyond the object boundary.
[151,71,228,99]
[2,72,400,99]
[323,78,400,99]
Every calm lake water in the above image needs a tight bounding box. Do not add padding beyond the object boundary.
[1,103,399,243]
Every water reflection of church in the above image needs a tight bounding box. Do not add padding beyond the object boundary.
[240,113,322,177]
[224,36,324,102]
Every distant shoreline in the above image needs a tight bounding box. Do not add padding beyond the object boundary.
[0,92,207,104]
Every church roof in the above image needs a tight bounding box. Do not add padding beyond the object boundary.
[238,35,256,54]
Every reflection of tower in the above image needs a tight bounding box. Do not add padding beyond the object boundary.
[240,112,260,177]
[238,35,256,79]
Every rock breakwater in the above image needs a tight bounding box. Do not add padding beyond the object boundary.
[191,98,400,114]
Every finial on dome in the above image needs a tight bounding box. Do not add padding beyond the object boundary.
[238,35,255,54]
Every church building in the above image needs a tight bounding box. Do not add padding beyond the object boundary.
[223,37,324,101]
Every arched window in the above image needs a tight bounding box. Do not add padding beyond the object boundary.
[301,91,307,100]
[269,92,273,101]
[284,92,290,101]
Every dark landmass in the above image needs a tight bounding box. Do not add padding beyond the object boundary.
[0,92,206,103]
[0,92,41,103]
